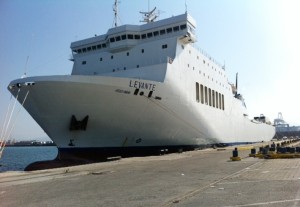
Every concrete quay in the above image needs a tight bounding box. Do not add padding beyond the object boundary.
[1,144,300,207]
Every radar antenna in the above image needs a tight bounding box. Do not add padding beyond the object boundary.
[140,7,158,23]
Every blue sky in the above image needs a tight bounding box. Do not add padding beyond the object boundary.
[1,0,300,141]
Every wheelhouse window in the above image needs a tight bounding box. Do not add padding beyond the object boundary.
[166,27,172,33]
[180,24,187,30]
[160,29,166,35]
[116,36,121,41]
[110,37,115,43]
[173,26,179,32]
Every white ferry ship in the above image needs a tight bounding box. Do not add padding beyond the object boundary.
[8,5,275,160]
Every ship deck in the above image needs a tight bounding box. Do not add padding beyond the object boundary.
[1,142,300,207]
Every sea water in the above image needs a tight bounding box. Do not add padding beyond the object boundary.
[0,146,58,172]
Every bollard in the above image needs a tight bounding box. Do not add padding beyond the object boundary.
[233,149,238,157]
[249,148,256,157]
[289,147,296,153]
[231,148,241,161]
[262,148,269,155]
[280,147,287,154]
[269,147,276,152]
[277,147,281,153]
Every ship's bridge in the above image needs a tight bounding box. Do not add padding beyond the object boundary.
[70,13,197,55]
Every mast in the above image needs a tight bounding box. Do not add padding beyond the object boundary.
[113,0,119,27]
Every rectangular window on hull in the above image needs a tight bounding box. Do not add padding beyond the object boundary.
[212,90,215,107]
[196,83,225,111]
[222,94,225,110]
[205,86,208,105]
[216,92,219,108]
[219,93,222,110]
[200,84,204,104]
[208,88,212,106]
[196,82,199,102]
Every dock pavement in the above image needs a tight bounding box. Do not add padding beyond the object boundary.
[1,142,300,207]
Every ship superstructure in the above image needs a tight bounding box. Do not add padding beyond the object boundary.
[8,6,275,160]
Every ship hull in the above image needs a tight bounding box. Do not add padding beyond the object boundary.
[8,75,275,160]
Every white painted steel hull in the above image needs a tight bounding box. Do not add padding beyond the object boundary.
[9,73,275,158]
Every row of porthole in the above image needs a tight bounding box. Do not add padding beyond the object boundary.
[187,63,230,91]
[185,51,225,78]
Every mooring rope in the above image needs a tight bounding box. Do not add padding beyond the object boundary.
[0,95,13,145]
[4,90,30,148]
[0,89,20,150]
[0,88,26,154]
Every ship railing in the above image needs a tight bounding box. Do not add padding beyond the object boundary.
[192,44,225,70]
